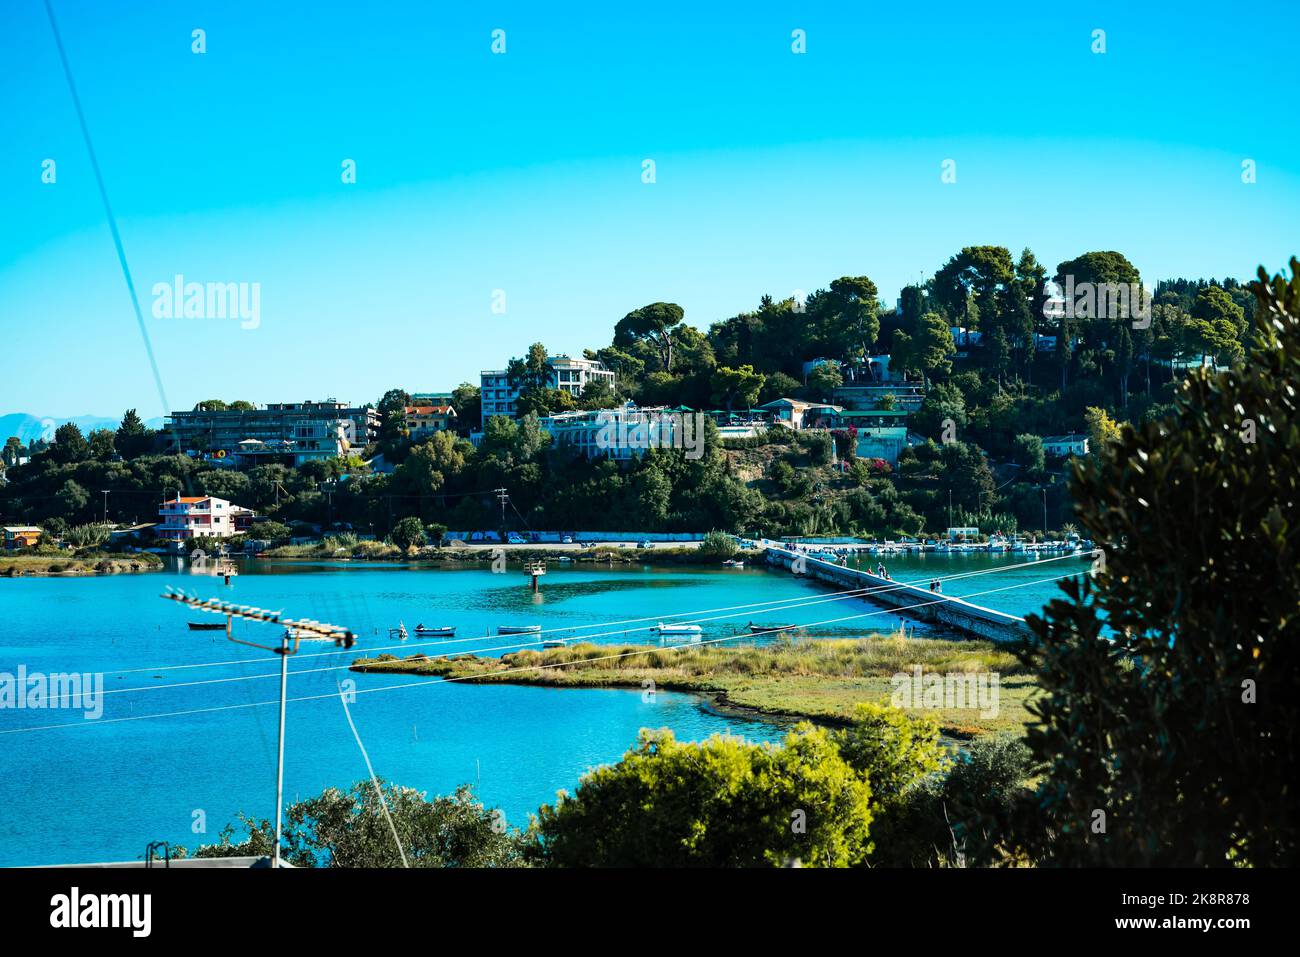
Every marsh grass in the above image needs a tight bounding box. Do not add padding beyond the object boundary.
[353,636,1035,736]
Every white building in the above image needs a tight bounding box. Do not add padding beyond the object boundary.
[480,355,615,426]
[157,495,255,542]
[537,404,691,461]
[1042,434,1090,458]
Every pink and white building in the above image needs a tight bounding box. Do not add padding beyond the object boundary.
[157,495,256,541]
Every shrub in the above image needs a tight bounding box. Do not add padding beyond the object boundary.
[531,727,873,867]
[696,530,739,559]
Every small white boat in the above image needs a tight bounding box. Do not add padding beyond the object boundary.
[747,622,795,633]
[653,622,703,635]
[498,624,542,635]
[540,638,567,649]
[286,627,331,642]
[413,625,455,638]
[721,559,745,568]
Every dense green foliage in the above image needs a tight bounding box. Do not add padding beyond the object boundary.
[190,780,527,867]
[531,726,875,867]
[980,259,1300,866]
[0,248,1269,542]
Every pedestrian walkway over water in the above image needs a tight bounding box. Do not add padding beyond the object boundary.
[762,545,1032,642]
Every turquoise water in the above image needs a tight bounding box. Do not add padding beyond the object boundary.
[0,556,1077,865]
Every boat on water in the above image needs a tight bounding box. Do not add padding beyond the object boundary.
[187,621,226,631]
[653,622,703,635]
[413,625,456,638]
[540,638,567,649]
[747,622,795,633]
[721,559,745,568]
[498,624,542,635]
[388,623,409,641]
[285,627,334,642]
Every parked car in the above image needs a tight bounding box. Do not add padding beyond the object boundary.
[507,533,527,545]
[561,536,573,544]
[636,540,653,549]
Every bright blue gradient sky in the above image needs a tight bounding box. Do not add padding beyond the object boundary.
[2,0,1297,419]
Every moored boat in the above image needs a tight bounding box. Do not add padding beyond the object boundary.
[653,622,703,635]
[747,622,795,633]
[413,625,456,637]
[498,624,542,635]
[187,621,226,631]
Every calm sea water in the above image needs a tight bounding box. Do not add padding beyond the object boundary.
[0,555,1077,865]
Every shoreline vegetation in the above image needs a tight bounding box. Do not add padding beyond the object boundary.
[350,635,1036,738]
[259,540,756,566]
[0,551,163,577]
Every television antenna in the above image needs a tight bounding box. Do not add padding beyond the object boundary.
[162,587,357,867]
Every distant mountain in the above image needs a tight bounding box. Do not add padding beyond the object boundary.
[0,413,166,446]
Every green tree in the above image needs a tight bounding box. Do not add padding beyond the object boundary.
[196,780,526,867]
[614,302,684,372]
[577,378,616,410]
[251,520,291,542]
[1083,406,1121,455]
[449,383,481,433]
[710,364,766,409]
[803,361,843,402]
[808,276,881,362]
[990,258,1300,866]
[398,430,470,501]
[56,479,90,519]
[506,342,551,392]
[115,409,154,459]
[1011,433,1046,474]
[934,246,1016,324]
[51,423,89,463]
[1,436,22,467]
[893,312,956,388]
[376,388,413,459]
[759,371,801,403]
[1191,284,1247,339]
[391,515,428,550]
[514,386,577,417]
[88,428,116,460]
[531,727,873,867]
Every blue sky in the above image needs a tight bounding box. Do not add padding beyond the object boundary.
[2,0,1297,420]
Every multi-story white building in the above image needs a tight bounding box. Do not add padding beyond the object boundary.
[165,400,379,464]
[534,403,704,461]
[480,355,615,426]
[157,495,255,542]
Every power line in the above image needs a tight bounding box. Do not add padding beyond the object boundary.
[5,571,1079,734]
[70,560,1039,700]
[84,552,1085,683]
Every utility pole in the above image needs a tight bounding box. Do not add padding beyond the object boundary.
[162,589,355,868]
[100,489,109,525]
[947,488,952,530]
[495,487,508,543]
[1041,486,1048,534]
